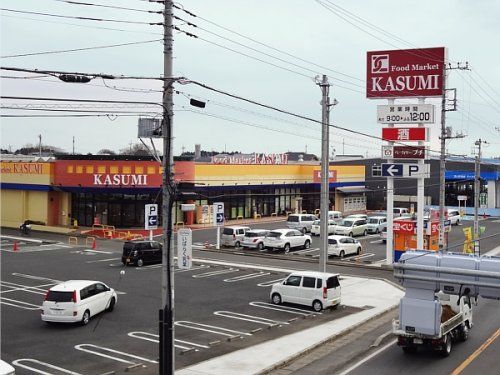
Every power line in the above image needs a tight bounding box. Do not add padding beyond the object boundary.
[50,0,162,14]
[0,7,162,25]
[1,66,165,80]
[1,39,162,58]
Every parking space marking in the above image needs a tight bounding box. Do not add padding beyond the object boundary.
[1,235,43,243]
[0,297,41,310]
[214,311,289,326]
[11,273,62,283]
[223,272,270,283]
[370,239,383,243]
[249,301,319,316]
[74,344,158,364]
[192,268,239,278]
[12,358,82,375]
[290,247,319,255]
[136,264,162,270]
[0,280,54,294]
[175,264,210,273]
[175,321,251,337]
[257,278,285,287]
[128,332,209,350]
[341,253,375,261]
[86,257,120,264]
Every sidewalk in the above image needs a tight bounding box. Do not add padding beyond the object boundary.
[177,267,404,375]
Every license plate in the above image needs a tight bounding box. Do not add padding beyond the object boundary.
[126,259,130,263]
[413,338,423,344]
[50,309,64,315]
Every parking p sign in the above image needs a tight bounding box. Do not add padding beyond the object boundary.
[213,202,224,227]
[145,204,158,230]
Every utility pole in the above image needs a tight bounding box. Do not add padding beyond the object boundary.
[72,136,75,155]
[160,1,175,374]
[316,75,334,273]
[474,139,487,255]
[38,134,42,157]
[438,62,469,249]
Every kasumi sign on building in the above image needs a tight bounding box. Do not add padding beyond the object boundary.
[367,47,445,98]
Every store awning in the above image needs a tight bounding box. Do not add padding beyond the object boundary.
[335,186,372,194]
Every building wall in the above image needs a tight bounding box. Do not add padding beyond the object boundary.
[1,189,49,227]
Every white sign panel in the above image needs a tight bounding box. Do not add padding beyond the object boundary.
[213,202,224,227]
[145,204,158,230]
[381,163,430,178]
[177,228,192,270]
[377,104,435,124]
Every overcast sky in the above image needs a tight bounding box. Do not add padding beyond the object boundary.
[1,0,499,159]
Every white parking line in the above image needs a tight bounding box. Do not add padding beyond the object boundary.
[128,332,210,350]
[292,248,320,255]
[11,273,62,283]
[12,358,82,375]
[0,281,54,294]
[175,321,251,337]
[342,253,375,261]
[0,297,41,310]
[192,268,239,278]
[82,249,114,254]
[1,235,43,243]
[175,265,209,273]
[214,311,289,326]
[86,257,120,264]
[74,344,158,364]
[257,278,285,287]
[370,239,383,244]
[249,301,319,315]
[223,272,270,283]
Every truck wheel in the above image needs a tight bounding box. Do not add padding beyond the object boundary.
[460,323,469,341]
[441,334,452,357]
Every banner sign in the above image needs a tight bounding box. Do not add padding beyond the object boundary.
[377,104,435,124]
[382,127,428,142]
[382,145,427,159]
[312,170,337,183]
[367,47,445,99]
[177,228,192,270]
[211,153,288,165]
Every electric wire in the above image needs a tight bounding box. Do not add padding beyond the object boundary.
[50,0,162,14]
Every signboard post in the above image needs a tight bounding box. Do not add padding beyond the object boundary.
[177,228,192,270]
[213,202,224,250]
[145,204,158,241]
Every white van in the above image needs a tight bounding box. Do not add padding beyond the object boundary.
[270,271,341,312]
[393,207,410,217]
[286,214,318,233]
[221,226,251,247]
[327,210,342,221]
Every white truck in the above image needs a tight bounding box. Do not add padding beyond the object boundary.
[393,292,473,356]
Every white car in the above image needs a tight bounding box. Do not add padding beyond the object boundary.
[366,216,387,234]
[270,271,341,312]
[310,219,337,236]
[221,226,251,247]
[0,360,15,375]
[328,235,362,258]
[334,219,368,237]
[286,214,318,233]
[41,280,117,325]
[241,229,269,250]
[263,229,311,253]
[448,209,461,225]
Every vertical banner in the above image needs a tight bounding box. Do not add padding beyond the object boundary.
[177,228,192,269]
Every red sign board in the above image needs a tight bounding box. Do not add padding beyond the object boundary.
[393,220,416,234]
[366,47,445,99]
[382,127,427,142]
[313,170,337,183]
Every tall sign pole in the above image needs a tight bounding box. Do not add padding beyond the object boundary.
[438,63,447,250]
[317,75,331,273]
[386,98,395,264]
[417,98,425,249]
[160,1,175,374]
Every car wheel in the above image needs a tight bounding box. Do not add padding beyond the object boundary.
[257,242,264,250]
[375,228,379,234]
[235,241,241,248]
[301,227,307,234]
[456,219,460,226]
[136,258,144,267]
[312,300,323,312]
[107,297,116,312]
[81,310,90,326]
[363,230,367,236]
[357,247,361,255]
[349,232,353,237]
[303,240,311,249]
[272,293,282,305]
[284,243,291,254]
[339,250,345,258]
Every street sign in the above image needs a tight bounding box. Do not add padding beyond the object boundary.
[382,127,428,142]
[145,204,158,230]
[377,104,435,124]
[382,145,427,159]
[177,228,192,270]
[457,195,468,201]
[213,202,224,227]
[382,163,430,178]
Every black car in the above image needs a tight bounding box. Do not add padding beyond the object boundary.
[122,240,162,267]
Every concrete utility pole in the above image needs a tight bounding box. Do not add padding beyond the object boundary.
[474,139,487,255]
[160,1,175,374]
[317,75,331,273]
[38,134,42,157]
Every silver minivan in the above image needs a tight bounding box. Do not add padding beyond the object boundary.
[221,226,251,247]
[366,216,387,234]
[286,214,318,234]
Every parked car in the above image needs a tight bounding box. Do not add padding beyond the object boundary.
[263,229,311,253]
[41,280,117,325]
[270,271,341,312]
[327,210,343,221]
[327,235,362,258]
[380,226,388,243]
[241,229,269,250]
[286,214,318,233]
[221,226,251,247]
[310,219,337,236]
[334,219,368,237]
[447,209,461,225]
[366,216,387,234]
[345,214,368,220]
[122,240,162,267]
[393,207,410,217]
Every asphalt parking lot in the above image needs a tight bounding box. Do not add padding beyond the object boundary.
[1,238,362,374]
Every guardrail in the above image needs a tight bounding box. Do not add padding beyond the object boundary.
[85,237,96,247]
[271,213,277,217]
[68,236,78,245]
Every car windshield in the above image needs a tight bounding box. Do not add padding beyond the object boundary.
[368,218,379,224]
[267,231,282,238]
[287,216,299,223]
[338,220,353,227]
[222,228,233,235]
[46,291,73,302]
[328,239,338,245]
